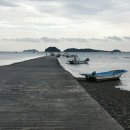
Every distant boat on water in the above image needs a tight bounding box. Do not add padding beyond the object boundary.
[56,53,61,57]
[68,55,89,64]
[81,69,127,81]
[62,53,75,58]
[50,53,61,57]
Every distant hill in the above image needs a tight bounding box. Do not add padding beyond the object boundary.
[112,49,121,52]
[23,49,39,53]
[45,47,60,52]
[44,47,122,53]
[64,48,107,52]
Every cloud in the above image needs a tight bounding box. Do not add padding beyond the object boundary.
[0,0,18,7]
[4,37,40,42]
[123,37,130,40]
[107,36,122,41]
[3,37,59,43]
[0,0,130,51]
[24,0,129,19]
[4,36,125,43]
[3,37,88,43]
[29,0,113,17]
[0,21,23,28]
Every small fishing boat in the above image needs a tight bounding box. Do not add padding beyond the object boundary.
[63,53,75,58]
[81,69,127,81]
[68,55,89,64]
[50,53,61,57]
[56,53,61,58]
[50,53,55,56]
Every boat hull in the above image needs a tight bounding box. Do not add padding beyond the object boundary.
[85,75,121,81]
[68,60,88,64]
[82,69,127,82]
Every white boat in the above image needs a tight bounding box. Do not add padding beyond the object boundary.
[68,55,89,64]
[63,53,75,58]
[81,70,127,81]
[56,53,61,57]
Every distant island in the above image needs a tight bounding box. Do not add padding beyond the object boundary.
[112,49,121,52]
[43,47,122,53]
[45,47,60,52]
[23,49,39,53]
[63,48,122,52]
[64,48,105,52]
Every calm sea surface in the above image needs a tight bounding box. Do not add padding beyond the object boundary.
[0,52,130,91]
[0,52,45,66]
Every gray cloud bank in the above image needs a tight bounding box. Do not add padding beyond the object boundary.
[4,37,88,43]
[0,0,17,7]
[4,36,128,43]
[1,0,130,18]
[0,0,130,51]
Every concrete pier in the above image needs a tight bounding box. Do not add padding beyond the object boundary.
[0,56,124,130]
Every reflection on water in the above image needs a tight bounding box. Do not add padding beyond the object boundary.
[58,52,130,91]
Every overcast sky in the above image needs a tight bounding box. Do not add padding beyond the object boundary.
[0,0,130,51]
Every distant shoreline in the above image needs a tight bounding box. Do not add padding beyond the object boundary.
[0,50,130,53]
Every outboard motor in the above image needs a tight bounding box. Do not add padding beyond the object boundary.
[92,71,96,76]
[85,58,90,61]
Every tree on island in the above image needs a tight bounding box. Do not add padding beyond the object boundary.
[45,47,60,52]
[112,49,121,52]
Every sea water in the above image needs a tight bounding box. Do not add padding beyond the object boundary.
[58,52,130,91]
[0,52,45,66]
[0,52,130,91]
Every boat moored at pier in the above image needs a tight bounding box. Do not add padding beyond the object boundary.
[68,55,89,64]
[81,69,127,81]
